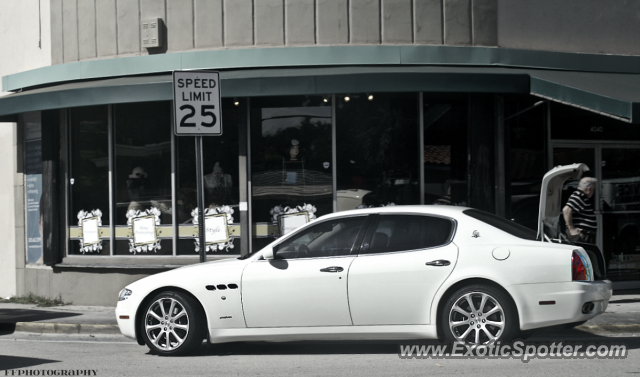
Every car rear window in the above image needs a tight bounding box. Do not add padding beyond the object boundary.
[364,215,454,254]
[463,209,537,241]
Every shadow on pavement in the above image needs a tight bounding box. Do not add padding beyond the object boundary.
[0,355,60,371]
[613,289,640,295]
[609,298,640,304]
[525,328,640,348]
[172,330,640,357]
[195,340,431,356]
[0,309,81,324]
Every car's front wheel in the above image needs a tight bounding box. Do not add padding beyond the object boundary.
[441,284,518,346]
[142,290,205,356]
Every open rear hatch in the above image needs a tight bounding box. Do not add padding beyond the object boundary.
[537,163,607,279]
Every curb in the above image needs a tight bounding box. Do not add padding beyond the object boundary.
[576,324,640,334]
[1,322,121,335]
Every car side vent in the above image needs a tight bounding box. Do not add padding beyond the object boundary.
[205,285,216,291]
[228,284,238,289]
[216,284,228,290]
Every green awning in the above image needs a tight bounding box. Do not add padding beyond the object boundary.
[530,70,640,123]
[0,66,530,117]
[3,65,640,123]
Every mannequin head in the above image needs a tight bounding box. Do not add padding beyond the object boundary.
[213,162,223,177]
[128,166,147,190]
[129,167,147,179]
[289,139,300,161]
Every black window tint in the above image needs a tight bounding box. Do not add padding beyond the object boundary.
[274,217,366,259]
[463,209,537,241]
[366,215,453,254]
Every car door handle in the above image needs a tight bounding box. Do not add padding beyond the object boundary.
[425,260,451,267]
[320,266,344,273]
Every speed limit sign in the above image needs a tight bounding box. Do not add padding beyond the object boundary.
[173,70,222,136]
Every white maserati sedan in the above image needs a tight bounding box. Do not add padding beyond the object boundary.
[116,202,611,356]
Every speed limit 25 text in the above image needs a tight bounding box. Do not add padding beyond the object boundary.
[176,78,216,101]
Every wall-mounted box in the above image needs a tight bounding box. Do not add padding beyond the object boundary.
[141,18,163,48]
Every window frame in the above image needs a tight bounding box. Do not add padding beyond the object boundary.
[462,209,537,241]
[272,214,373,260]
[358,212,457,256]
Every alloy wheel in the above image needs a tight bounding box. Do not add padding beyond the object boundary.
[145,297,190,351]
[448,291,505,345]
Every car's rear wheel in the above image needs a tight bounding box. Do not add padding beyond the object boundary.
[142,290,205,356]
[441,284,518,346]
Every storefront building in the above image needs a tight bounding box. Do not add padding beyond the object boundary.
[1,1,639,305]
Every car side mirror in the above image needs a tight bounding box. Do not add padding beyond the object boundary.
[263,246,275,260]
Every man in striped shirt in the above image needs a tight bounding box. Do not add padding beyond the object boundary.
[562,177,598,243]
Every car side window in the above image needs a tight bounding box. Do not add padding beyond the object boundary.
[365,215,453,254]
[274,216,367,259]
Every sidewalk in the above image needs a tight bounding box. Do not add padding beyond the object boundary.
[0,291,638,336]
[0,303,119,335]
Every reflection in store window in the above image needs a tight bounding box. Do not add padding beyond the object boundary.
[601,148,640,281]
[114,102,172,255]
[69,106,110,255]
[505,97,546,230]
[176,98,241,255]
[422,97,467,208]
[250,96,332,252]
[336,93,419,211]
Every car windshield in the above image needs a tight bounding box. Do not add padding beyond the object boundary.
[463,209,537,241]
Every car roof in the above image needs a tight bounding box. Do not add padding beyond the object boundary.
[316,205,469,220]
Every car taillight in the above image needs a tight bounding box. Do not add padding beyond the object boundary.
[572,251,587,281]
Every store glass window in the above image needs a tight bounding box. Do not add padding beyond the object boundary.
[176,98,242,255]
[250,96,333,252]
[550,102,640,141]
[114,102,173,255]
[68,106,110,255]
[422,96,467,207]
[505,97,546,230]
[336,93,420,210]
[601,147,640,280]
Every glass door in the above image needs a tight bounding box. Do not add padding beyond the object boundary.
[249,96,333,252]
[553,144,640,280]
[600,147,640,280]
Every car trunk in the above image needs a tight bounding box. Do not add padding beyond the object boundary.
[537,163,607,279]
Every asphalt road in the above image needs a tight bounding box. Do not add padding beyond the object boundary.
[1,331,639,377]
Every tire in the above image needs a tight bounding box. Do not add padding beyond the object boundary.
[141,290,206,356]
[441,284,518,346]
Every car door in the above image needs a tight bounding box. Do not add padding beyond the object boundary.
[242,215,370,328]
[347,214,458,325]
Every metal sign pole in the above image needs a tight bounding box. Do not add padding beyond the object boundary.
[195,136,206,263]
[173,70,222,263]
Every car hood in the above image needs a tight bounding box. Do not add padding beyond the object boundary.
[537,163,590,240]
[126,257,248,294]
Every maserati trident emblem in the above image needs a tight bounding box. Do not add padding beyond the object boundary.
[472,230,480,238]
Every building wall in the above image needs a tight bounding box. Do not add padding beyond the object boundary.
[0,0,52,96]
[0,124,19,299]
[49,0,500,65]
[0,0,52,298]
[22,268,153,306]
[49,0,640,66]
[498,0,640,56]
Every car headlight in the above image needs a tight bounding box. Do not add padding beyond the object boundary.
[118,288,132,301]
